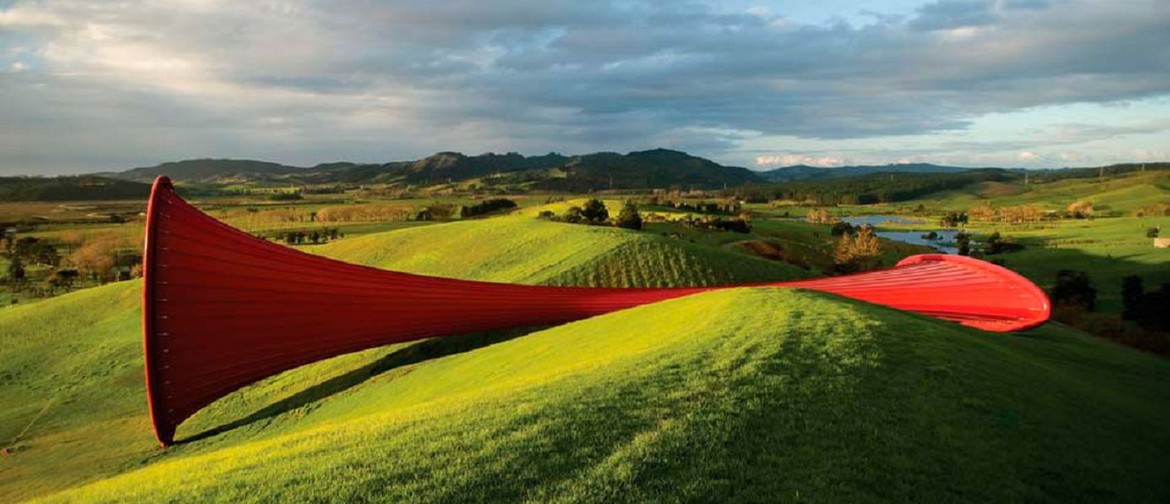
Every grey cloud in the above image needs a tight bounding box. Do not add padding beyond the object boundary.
[1001,0,1051,10]
[909,0,998,31]
[0,0,1168,174]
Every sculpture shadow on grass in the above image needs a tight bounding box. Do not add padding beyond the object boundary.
[180,326,544,445]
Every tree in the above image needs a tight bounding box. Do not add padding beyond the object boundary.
[616,201,643,230]
[1122,275,1144,320]
[68,237,117,282]
[955,232,971,256]
[1067,200,1094,219]
[1051,270,1096,311]
[833,226,882,274]
[1134,283,1170,331]
[7,256,25,283]
[581,199,609,224]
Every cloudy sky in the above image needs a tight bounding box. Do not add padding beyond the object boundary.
[1,0,1168,175]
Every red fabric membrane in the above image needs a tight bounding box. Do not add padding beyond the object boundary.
[142,176,1050,446]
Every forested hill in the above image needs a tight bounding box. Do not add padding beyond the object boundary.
[70,155,1170,196]
[760,163,970,182]
[0,175,152,202]
[737,169,1021,205]
[110,159,304,183]
[107,149,762,190]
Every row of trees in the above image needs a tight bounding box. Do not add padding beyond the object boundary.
[939,211,968,227]
[539,199,644,230]
[966,204,1047,224]
[3,231,143,300]
[272,228,343,245]
[683,215,751,233]
[1049,271,1170,354]
[948,231,1025,257]
[461,198,517,218]
[656,199,741,215]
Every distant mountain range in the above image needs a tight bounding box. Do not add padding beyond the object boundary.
[105,151,980,190]
[4,153,1161,203]
[759,163,971,182]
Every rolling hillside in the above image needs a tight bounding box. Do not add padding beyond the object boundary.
[312,215,810,287]
[930,170,1170,215]
[2,215,1169,502]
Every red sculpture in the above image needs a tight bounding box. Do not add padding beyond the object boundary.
[142,176,1049,446]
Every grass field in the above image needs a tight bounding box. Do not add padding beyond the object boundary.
[4,281,1169,502]
[926,171,1170,216]
[2,171,1169,502]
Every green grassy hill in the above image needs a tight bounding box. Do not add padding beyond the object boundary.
[312,215,810,287]
[930,171,1170,215]
[3,215,1170,502]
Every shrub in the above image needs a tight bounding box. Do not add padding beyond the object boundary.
[562,206,585,224]
[984,232,1025,255]
[830,221,856,237]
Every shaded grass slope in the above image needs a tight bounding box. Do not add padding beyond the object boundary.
[34,288,1170,503]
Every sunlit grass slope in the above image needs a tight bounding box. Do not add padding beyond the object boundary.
[36,288,1170,503]
[313,215,809,286]
[0,282,150,498]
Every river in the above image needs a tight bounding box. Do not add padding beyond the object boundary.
[841,215,959,254]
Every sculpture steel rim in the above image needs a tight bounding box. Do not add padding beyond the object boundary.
[141,176,1050,446]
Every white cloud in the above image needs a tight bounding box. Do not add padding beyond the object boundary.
[755,154,847,167]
